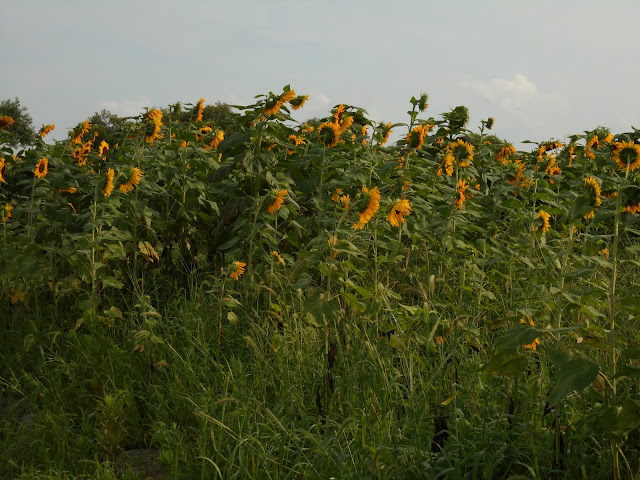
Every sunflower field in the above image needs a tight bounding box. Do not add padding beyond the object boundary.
[2,87,640,479]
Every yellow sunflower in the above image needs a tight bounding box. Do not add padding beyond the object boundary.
[290,95,309,110]
[268,190,288,214]
[195,98,205,123]
[381,122,393,146]
[103,168,115,197]
[454,179,469,210]
[446,139,474,168]
[354,186,381,230]
[496,145,516,165]
[583,176,602,219]
[520,318,540,351]
[271,251,285,265]
[39,124,55,138]
[0,116,15,129]
[317,122,340,148]
[145,109,163,144]
[1,204,12,222]
[70,120,91,144]
[119,167,143,193]
[34,158,48,178]
[535,210,551,234]
[612,141,640,172]
[229,261,246,280]
[0,157,6,183]
[387,198,412,227]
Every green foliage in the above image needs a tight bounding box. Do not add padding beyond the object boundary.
[0,97,36,146]
[2,87,640,478]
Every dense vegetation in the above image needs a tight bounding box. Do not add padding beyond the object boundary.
[2,87,640,479]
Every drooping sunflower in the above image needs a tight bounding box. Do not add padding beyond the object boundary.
[583,176,602,219]
[264,89,297,116]
[119,167,143,193]
[289,95,309,110]
[317,122,340,148]
[195,98,205,123]
[268,190,288,215]
[599,247,610,259]
[0,157,6,183]
[535,210,551,234]
[496,144,516,165]
[206,130,225,150]
[34,158,48,178]
[103,168,115,197]
[354,186,381,230]
[70,120,91,144]
[612,140,640,172]
[380,122,393,146]
[520,318,540,351]
[229,261,246,280]
[288,134,306,146]
[271,250,285,265]
[486,117,494,130]
[39,124,55,138]
[545,156,562,183]
[58,187,77,194]
[145,109,163,144]
[585,135,599,159]
[387,198,412,227]
[454,179,469,210]
[1,204,12,222]
[0,116,15,129]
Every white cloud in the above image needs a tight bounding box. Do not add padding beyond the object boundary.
[461,73,539,112]
[97,96,151,117]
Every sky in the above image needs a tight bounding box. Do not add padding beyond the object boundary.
[1,0,639,149]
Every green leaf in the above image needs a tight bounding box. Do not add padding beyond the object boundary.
[547,354,599,407]
[484,349,528,376]
[102,276,124,289]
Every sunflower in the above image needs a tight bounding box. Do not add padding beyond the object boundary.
[583,176,602,219]
[34,158,48,178]
[612,141,640,172]
[519,318,540,351]
[354,186,381,230]
[103,168,115,197]
[585,135,599,159]
[288,134,306,146]
[264,90,296,116]
[486,117,494,130]
[387,198,412,227]
[0,157,6,183]
[271,251,285,265]
[145,109,163,144]
[0,116,15,129]
[39,124,55,138]
[339,194,350,210]
[446,139,474,168]
[1,204,12,222]
[599,247,610,260]
[380,122,393,146]
[405,124,433,150]
[537,141,564,162]
[496,145,516,165]
[70,120,91,144]
[290,94,309,110]
[206,130,225,150]
[268,190,288,214]
[195,98,205,123]
[331,188,343,202]
[196,126,213,140]
[301,123,314,133]
[230,261,246,280]
[337,115,354,135]
[454,179,469,210]
[545,156,562,183]
[535,210,551,234]
[58,187,77,194]
[98,140,109,157]
[317,122,340,148]
[119,167,143,193]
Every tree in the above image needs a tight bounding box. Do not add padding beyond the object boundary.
[0,97,36,146]
[86,109,132,145]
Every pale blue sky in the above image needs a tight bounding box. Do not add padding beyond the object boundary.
[2,0,639,147]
